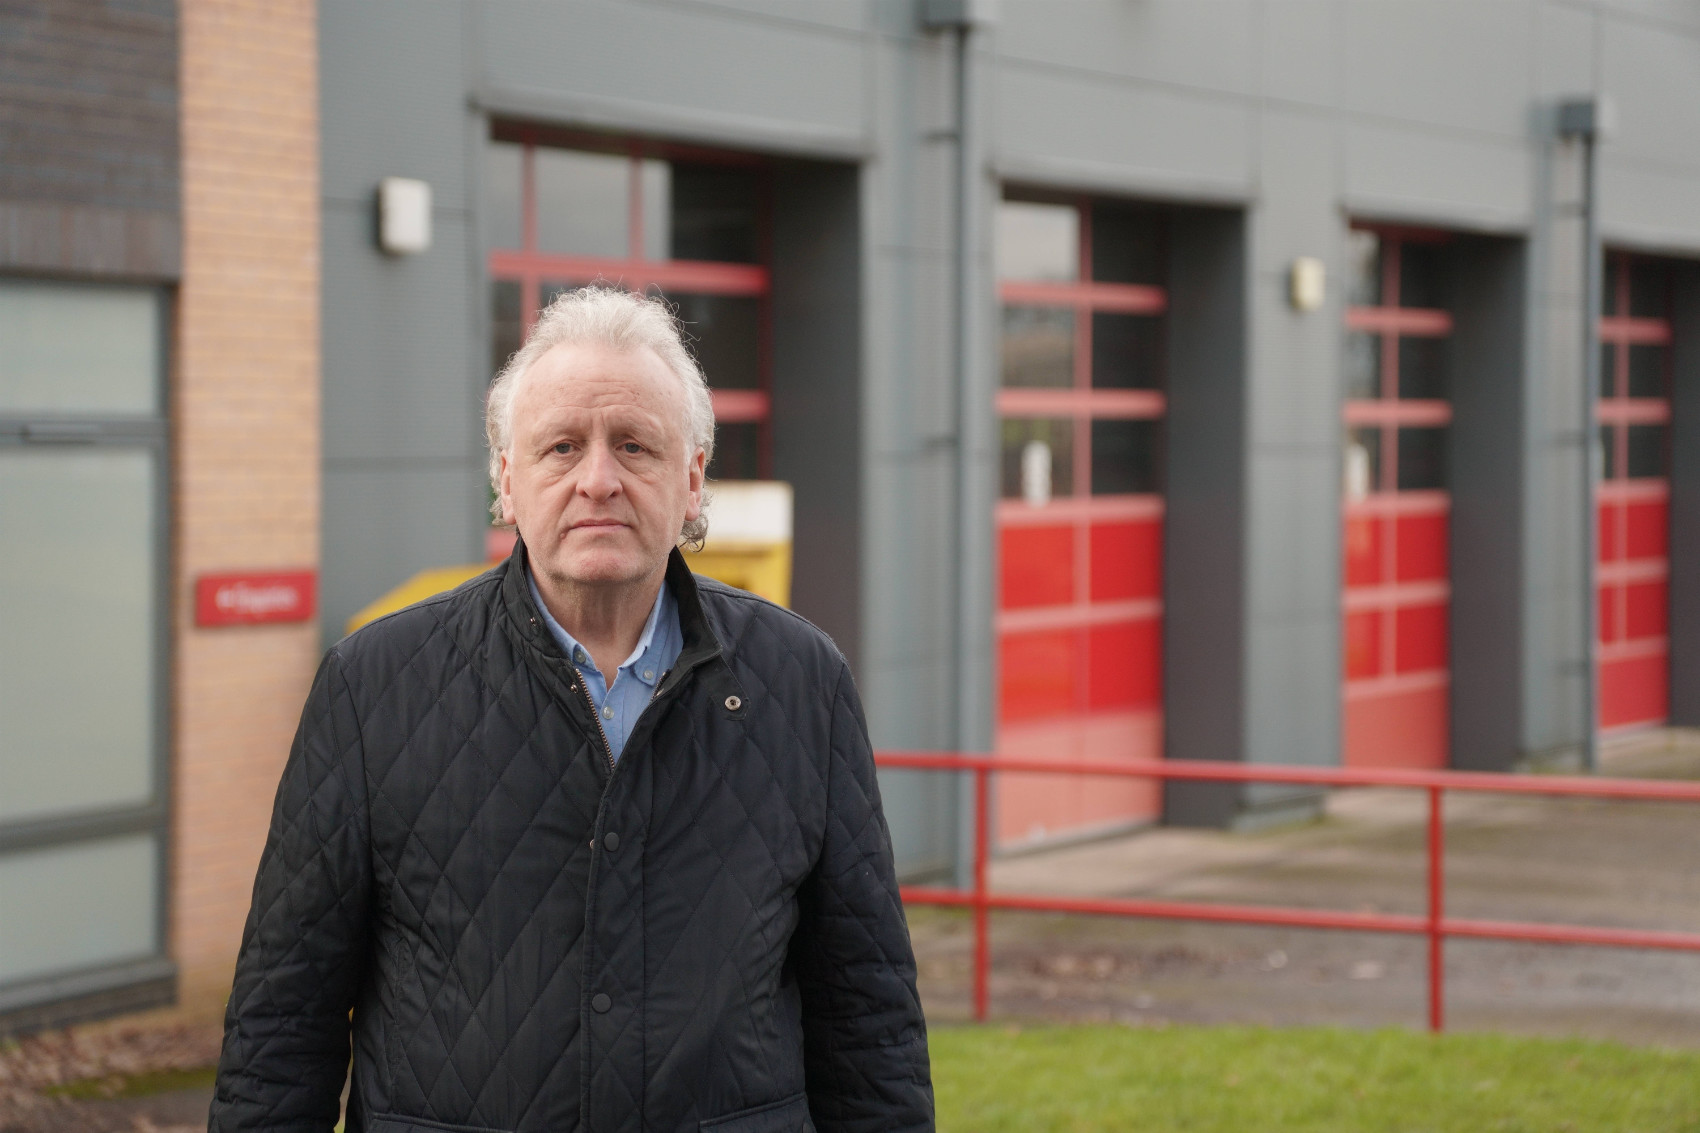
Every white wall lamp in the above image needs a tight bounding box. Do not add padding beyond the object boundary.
[1289,256,1326,312]
[378,177,432,255]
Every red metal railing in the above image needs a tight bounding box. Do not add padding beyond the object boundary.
[876,752,1700,1031]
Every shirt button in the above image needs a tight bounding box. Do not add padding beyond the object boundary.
[602,704,613,718]
[574,648,588,664]
[592,993,611,1013]
[602,831,620,852]
[642,669,654,681]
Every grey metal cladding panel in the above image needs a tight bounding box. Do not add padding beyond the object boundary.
[861,455,955,667]
[1343,124,1529,231]
[877,765,955,879]
[665,0,873,34]
[319,0,468,207]
[321,466,487,643]
[1251,111,1341,262]
[882,142,955,256]
[1600,17,1700,174]
[1247,287,1339,450]
[477,0,865,139]
[1245,448,1339,622]
[1533,2,1595,99]
[1245,617,1338,767]
[1258,0,1337,107]
[1603,165,1700,254]
[995,66,1252,198]
[0,0,178,211]
[863,250,955,442]
[1594,0,1700,33]
[995,0,1256,98]
[863,658,954,750]
[1340,0,1533,139]
[321,205,479,463]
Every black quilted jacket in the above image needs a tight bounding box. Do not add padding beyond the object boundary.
[208,544,933,1133]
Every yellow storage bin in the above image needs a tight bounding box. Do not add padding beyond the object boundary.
[346,481,794,634]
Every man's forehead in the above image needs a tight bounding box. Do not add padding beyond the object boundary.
[521,344,677,406]
[512,341,690,436]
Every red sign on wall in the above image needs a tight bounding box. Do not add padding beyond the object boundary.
[195,571,317,627]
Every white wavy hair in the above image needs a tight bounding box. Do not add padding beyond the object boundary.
[486,286,715,545]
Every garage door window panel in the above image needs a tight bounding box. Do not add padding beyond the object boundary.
[485,128,772,483]
[1597,252,1675,729]
[994,191,1168,846]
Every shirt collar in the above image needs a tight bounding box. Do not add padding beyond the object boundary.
[526,567,671,687]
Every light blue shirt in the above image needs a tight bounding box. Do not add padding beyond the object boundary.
[527,569,683,762]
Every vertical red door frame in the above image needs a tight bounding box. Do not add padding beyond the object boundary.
[1342,227,1454,769]
[994,193,1168,846]
[1597,252,1674,730]
[486,128,775,476]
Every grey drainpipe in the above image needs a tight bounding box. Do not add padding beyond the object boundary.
[1559,97,1611,773]
[923,0,996,886]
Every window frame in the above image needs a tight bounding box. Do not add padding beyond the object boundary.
[0,279,175,1022]
[484,122,775,480]
[1340,224,1454,734]
[1595,251,1675,729]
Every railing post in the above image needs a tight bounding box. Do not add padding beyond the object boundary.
[1427,784,1445,1033]
[973,762,990,1022]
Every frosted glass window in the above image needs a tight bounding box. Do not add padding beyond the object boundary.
[536,148,629,258]
[0,834,156,985]
[997,202,1078,282]
[0,282,159,415]
[0,448,156,822]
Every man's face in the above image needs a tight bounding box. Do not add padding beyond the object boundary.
[499,341,705,594]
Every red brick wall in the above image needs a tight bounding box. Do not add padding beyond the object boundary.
[173,0,320,1014]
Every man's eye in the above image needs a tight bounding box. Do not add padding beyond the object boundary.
[621,442,644,455]
[552,443,574,455]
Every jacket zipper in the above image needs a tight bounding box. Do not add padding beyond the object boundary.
[572,677,618,774]
[573,666,678,778]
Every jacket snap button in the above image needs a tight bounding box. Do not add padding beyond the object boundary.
[602,831,620,852]
[592,993,611,1013]
[724,695,742,711]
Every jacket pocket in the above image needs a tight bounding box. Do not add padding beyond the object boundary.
[699,1091,814,1133]
[367,1114,511,1133]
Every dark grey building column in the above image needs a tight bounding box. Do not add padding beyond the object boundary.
[1520,127,1591,766]
[770,160,863,670]
[1448,236,1528,771]
[1668,262,1700,725]
[1162,207,1251,825]
[1167,110,1342,826]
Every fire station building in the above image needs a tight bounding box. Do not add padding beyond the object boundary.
[3,0,1700,1031]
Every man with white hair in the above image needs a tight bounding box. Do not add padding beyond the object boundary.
[209,287,933,1133]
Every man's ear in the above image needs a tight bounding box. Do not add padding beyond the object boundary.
[684,446,706,522]
[498,450,518,526]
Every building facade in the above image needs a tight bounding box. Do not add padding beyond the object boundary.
[314,0,1700,871]
[4,0,1700,1031]
[0,0,319,1031]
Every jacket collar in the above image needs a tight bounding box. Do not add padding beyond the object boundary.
[500,536,725,677]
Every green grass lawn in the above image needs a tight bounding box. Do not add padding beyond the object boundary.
[931,1025,1700,1132]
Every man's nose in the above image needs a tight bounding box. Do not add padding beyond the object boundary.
[576,441,622,498]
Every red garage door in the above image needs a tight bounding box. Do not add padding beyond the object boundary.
[1597,253,1673,731]
[995,195,1166,846]
[1342,227,1453,769]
